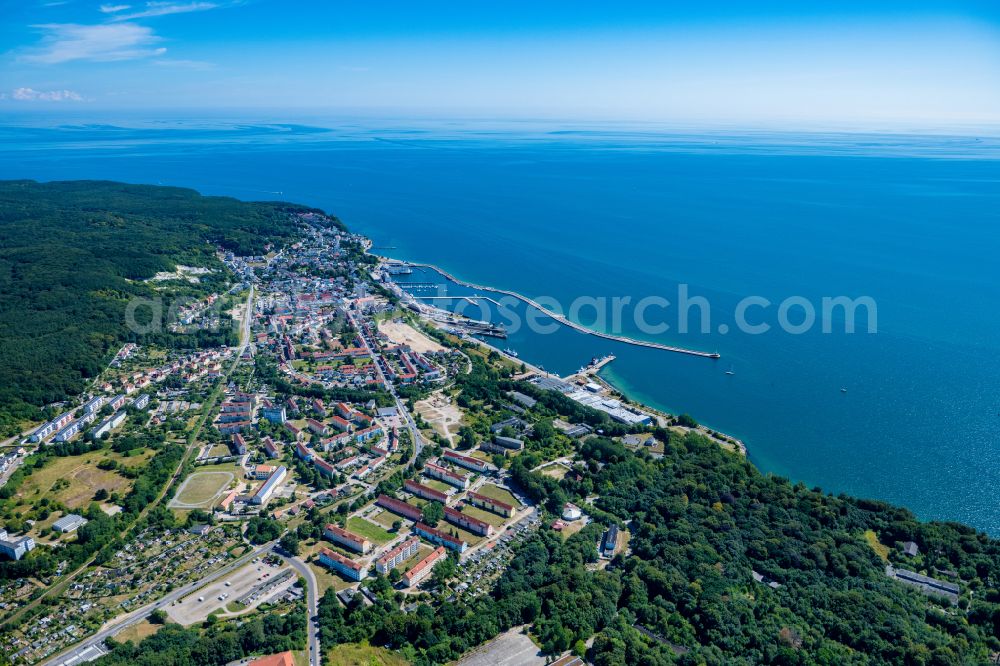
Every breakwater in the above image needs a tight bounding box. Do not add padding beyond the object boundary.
[397,261,721,360]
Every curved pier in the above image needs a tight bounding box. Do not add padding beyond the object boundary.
[400,261,720,360]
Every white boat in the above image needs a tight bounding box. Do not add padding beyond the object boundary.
[504,348,519,358]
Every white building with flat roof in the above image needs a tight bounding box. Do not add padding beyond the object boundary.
[53,514,88,533]
[0,530,35,560]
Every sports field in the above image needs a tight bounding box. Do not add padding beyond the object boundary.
[169,470,235,508]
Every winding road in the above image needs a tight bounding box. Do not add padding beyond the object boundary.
[43,539,276,666]
[273,547,321,666]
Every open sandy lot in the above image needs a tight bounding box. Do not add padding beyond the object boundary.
[377,319,445,354]
[414,392,463,444]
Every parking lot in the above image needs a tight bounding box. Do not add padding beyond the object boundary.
[166,557,291,625]
[456,627,545,666]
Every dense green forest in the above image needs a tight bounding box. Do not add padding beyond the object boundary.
[317,429,1000,665]
[93,610,306,665]
[310,358,1000,665]
[0,180,334,436]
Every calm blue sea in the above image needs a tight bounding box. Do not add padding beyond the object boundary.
[1,116,999,531]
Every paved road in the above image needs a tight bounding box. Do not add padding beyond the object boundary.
[350,312,426,462]
[236,284,255,356]
[42,540,276,666]
[272,547,321,666]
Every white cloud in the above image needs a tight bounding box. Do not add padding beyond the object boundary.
[110,1,218,21]
[11,87,85,102]
[152,58,216,70]
[20,23,166,64]
[99,4,132,12]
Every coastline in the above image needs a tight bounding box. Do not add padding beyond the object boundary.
[397,260,721,359]
[380,256,722,360]
[374,253,748,457]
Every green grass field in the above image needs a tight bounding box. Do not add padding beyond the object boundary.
[326,642,409,666]
[423,479,453,493]
[397,544,434,573]
[346,516,395,545]
[864,529,891,562]
[439,520,485,547]
[370,510,402,529]
[13,448,150,513]
[207,443,232,458]
[461,504,508,528]
[170,469,235,508]
[473,483,520,508]
[112,619,161,645]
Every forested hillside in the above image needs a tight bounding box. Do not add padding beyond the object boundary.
[320,432,1000,665]
[0,180,328,436]
[315,359,1000,665]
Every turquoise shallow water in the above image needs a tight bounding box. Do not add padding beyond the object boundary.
[1,118,999,531]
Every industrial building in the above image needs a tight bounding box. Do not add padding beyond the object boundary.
[251,466,287,506]
[53,514,88,533]
[0,530,35,561]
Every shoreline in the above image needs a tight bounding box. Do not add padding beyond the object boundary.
[393,259,721,359]
[374,253,748,457]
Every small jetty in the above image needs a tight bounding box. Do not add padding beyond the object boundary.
[588,354,616,372]
[406,262,721,360]
[394,281,437,289]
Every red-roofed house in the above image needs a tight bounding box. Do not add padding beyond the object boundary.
[248,651,295,666]
[445,506,493,536]
[467,490,515,518]
[317,547,368,581]
[323,524,372,554]
[403,546,447,587]
[404,479,448,503]
[377,494,423,521]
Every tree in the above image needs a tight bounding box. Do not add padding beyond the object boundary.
[148,609,168,625]
[93,488,109,501]
[422,501,444,527]
[675,413,698,428]
[186,508,214,526]
[280,532,300,555]
[432,554,457,587]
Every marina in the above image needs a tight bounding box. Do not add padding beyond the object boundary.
[389,261,720,360]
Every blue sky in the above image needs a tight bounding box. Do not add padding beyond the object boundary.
[2,1,1000,127]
